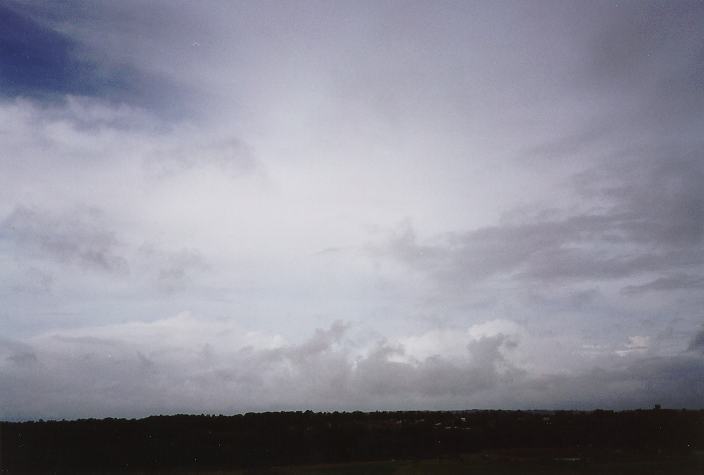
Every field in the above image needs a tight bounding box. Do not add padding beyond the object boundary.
[45,450,704,475]
[3,410,703,473]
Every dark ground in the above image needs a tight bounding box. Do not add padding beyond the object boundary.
[2,409,703,473]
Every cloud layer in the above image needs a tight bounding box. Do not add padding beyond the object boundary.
[2,316,703,420]
[1,0,703,418]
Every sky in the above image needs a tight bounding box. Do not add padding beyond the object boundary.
[0,0,703,420]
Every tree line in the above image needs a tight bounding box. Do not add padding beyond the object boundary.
[2,408,702,471]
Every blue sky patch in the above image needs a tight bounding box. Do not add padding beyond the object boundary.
[0,4,187,116]
[0,4,98,98]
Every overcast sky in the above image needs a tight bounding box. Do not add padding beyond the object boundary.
[1,0,703,420]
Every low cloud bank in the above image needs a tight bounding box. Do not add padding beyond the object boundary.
[2,316,702,420]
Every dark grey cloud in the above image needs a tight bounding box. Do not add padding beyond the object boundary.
[7,351,38,366]
[522,1,704,171]
[504,354,704,410]
[689,327,704,355]
[622,274,704,295]
[137,245,209,293]
[350,337,518,400]
[584,1,704,122]
[381,152,704,289]
[522,122,613,162]
[284,320,348,361]
[0,206,213,294]
[587,2,701,84]
[0,206,128,273]
[576,153,704,247]
[0,337,37,367]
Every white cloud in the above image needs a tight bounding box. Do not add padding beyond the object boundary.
[615,335,651,357]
